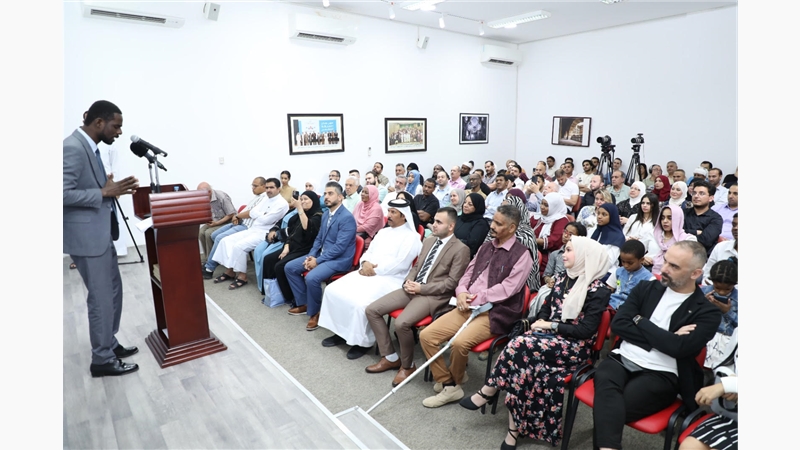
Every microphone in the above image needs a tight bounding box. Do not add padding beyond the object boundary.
[131,135,168,157]
[130,142,168,172]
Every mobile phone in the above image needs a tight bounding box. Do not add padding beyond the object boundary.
[712,292,731,303]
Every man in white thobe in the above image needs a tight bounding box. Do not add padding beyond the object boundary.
[318,198,423,360]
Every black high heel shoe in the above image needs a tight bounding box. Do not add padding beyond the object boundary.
[500,428,519,450]
[459,388,498,411]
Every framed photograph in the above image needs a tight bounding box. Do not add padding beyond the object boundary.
[287,114,344,155]
[551,116,592,147]
[385,118,427,153]
[459,113,489,144]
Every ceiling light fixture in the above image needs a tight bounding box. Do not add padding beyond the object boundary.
[487,10,551,29]
[600,0,625,4]
[479,21,485,36]
[388,2,395,19]
[322,0,330,7]
[402,1,445,12]
[439,13,445,29]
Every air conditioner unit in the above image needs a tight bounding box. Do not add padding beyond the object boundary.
[289,12,358,46]
[82,2,185,28]
[480,44,523,67]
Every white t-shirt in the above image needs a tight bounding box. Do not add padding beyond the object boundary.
[559,180,580,201]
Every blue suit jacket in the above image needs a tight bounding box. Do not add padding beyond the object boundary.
[309,205,357,272]
[63,129,116,257]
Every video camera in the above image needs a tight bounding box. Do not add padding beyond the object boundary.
[630,133,644,152]
[596,135,615,153]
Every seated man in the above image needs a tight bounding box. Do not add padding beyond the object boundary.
[433,170,453,208]
[712,183,738,240]
[483,173,508,220]
[682,180,723,255]
[591,241,721,450]
[418,205,533,408]
[467,172,489,199]
[196,181,236,264]
[364,207,471,386]
[703,213,737,284]
[202,177,267,279]
[381,174,406,215]
[317,199,423,360]
[414,178,440,226]
[365,170,388,203]
[342,176,361,213]
[285,182,357,330]
[211,177,289,289]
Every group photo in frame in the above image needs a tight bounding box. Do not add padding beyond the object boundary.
[287,113,344,155]
[459,113,489,144]
[385,118,427,153]
[551,116,592,147]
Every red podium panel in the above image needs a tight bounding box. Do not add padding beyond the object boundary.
[133,184,226,367]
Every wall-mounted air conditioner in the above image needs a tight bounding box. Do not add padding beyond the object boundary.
[480,44,523,67]
[82,2,185,28]
[289,12,358,46]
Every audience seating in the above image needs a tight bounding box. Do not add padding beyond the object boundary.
[674,411,715,450]
[560,348,708,450]
[302,235,365,284]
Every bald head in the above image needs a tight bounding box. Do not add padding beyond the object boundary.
[197,182,211,191]
[544,182,560,195]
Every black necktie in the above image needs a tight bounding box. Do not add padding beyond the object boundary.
[415,239,442,283]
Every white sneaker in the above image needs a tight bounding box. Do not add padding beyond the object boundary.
[434,372,468,393]
[423,385,464,408]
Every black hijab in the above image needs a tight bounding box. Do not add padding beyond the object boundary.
[459,193,486,223]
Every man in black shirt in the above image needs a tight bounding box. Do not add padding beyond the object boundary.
[414,178,440,225]
[683,180,722,255]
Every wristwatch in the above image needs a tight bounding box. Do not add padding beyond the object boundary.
[550,322,558,331]
[633,315,643,325]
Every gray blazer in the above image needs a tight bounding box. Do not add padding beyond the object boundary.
[63,129,116,257]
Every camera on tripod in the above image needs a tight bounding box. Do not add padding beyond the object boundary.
[630,133,644,152]
[596,135,615,153]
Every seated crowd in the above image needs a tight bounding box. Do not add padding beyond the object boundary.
[198,157,739,450]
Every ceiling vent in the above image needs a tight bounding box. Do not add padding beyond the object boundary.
[289,12,358,46]
[480,44,523,67]
[82,2,185,28]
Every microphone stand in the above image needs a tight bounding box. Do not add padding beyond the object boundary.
[152,154,162,193]
[115,197,145,266]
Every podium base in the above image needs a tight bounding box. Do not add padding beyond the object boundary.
[145,330,227,368]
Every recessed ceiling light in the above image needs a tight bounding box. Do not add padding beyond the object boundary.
[403,1,445,12]
[487,10,551,29]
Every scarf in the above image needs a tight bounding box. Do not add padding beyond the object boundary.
[590,203,626,248]
[353,185,384,238]
[652,204,691,273]
[652,175,672,202]
[460,193,486,223]
[450,188,467,214]
[561,236,612,320]
[535,192,568,239]
[405,169,421,195]
[669,181,688,207]
[628,181,646,208]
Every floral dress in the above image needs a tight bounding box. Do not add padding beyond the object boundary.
[486,273,611,445]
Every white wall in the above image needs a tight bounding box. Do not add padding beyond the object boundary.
[64,2,519,244]
[514,6,737,178]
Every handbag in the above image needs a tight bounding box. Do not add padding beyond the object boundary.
[262,278,287,308]
[508,319,531,338]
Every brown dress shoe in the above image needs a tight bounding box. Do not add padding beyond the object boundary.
[288,305,307,315]
[392,364,417,387]
[306,313,320,331]
[365,357,402,374]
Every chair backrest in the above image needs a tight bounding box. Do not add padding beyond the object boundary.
[417,224,425,240]
[592,309,612,352]
[238,204,246,213]
[520,285,531,317]
[653,273,662,281]
[384,216,389,226]
[571,196,581,214]
[351,235,365,269]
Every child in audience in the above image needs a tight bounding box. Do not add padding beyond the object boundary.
[701,260,738,336]
[606,240,655,310]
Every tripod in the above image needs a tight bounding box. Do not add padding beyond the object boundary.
[624,149,643,186]
[115,197,145,265]
[597,148,615,185]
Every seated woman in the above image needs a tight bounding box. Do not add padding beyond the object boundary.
[396,191,422,231]
[262,191,323,307]
[453,193,490,259]
[622,192,660,268]
[651,174,671,204]
[531,192,570,279]
[405,169,422,197]
[663,180,689,209]
[575,189,612,237]
[459,237,612,448]
[353,185,385,249]
[616,181,646,224]
[254,205,298,294]
[529,221,587,317]
[652,204,697,275]
[449,188,467,215]
[590,203,626,273]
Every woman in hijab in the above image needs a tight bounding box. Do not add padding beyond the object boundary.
[448,188,467,215]
[591,203,627,273]
[262,190,323,305]
[460,237,612,448]
[396,190,422,232]
[616,181,646,223]
[484,192,542,292]
[454,193,490,259]
[406,169,422,197]
[531,192,570,278]
[665,181,689,209]
[255,208,298,294]
[652,204,697,274]
[354,185,385,249]
[576,189,613,238]
[651,175,671,203]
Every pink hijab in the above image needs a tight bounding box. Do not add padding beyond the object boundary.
[652,203,692,274]
[354,185,384,238]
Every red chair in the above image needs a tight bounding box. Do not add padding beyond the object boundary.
[417,224,426,241]
[302,235,365,284]
[560,348,708,450]
[674,411,715,450]
[238,204,246,213]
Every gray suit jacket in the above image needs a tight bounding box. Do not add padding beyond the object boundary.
[406,235,471,302]
[63,129,116,257]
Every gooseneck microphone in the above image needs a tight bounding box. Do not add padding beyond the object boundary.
[130,135,168,157]
[130,142,168,171]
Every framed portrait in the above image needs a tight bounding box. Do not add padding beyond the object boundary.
[459,113,489,144]
[385,118,427,153]
[287,114,344,155]
[551,116,592,147]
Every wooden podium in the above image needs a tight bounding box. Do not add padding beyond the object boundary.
[133,184,227,368]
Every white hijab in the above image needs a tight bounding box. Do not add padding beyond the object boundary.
[629,181,646,208]
[538,192,568,238]
[669,181,688,207]
[561,236,612,320]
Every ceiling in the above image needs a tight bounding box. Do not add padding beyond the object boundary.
[288,0,736,44]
